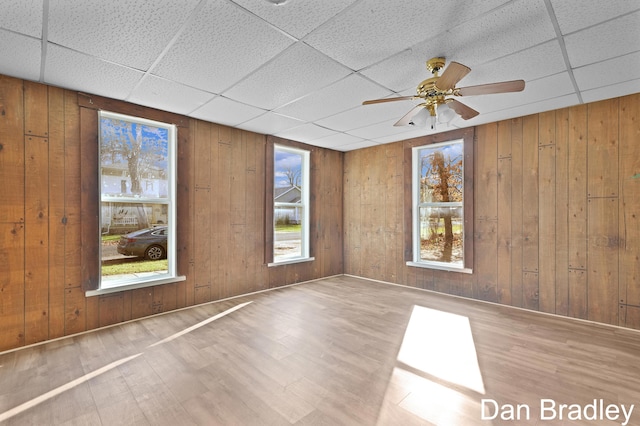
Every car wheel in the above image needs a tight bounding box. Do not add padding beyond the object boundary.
[145,245,165,260]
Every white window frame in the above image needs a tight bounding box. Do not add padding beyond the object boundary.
[408,139,472,273]
[270,144,312,265]
[93,110,180,294]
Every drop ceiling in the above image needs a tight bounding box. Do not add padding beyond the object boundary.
[1,0,639,151]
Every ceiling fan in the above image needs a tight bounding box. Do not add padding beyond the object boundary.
[362,57,525,129]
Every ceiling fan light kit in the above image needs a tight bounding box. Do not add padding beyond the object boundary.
[363,57,525,130]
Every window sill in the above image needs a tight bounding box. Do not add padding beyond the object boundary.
[86,275,186,297]
[268,257,315,267]
[406,261,473,274]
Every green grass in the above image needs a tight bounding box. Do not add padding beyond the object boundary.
[102,259,167,276]
[101,234,121,242]
[275,224,301,232]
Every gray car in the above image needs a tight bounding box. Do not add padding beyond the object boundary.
[117,226,168,260]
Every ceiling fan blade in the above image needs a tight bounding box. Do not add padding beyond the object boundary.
[457,80,525,96]
[394,105,425,126]
[435,61,471,91]
[362,96,415,105]
[448,99,479,120]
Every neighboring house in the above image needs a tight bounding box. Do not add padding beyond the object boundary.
[101,162,169,233]
[101,162,168,198]
[274,185,301,224]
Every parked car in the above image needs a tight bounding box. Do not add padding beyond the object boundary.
[117,226,167,260]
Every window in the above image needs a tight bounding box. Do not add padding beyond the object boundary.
[411,138,469,272]
[98,111,177,289]
[271,144,310,264]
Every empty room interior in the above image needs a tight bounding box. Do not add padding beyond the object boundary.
[1,1,640,424]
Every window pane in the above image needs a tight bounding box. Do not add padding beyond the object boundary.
[274,151,303,197]
[100,116,169,200]
[99,111,175,289]
[418,206,463,265]
[418,143,463,203]
[273,145,309,263]
[274,205,303,261]
[100,202,169,285]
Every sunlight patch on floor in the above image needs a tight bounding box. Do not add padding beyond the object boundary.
[397,305,486,395]
[375,305,489,425]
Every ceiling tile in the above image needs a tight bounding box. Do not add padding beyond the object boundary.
[229,0,358,39]
[44,44,144,100]
[0,0,42,37]
[573,52,640,92]
[429,0,556,68]
[305,0,511,71]
[455,40,567,87]
[236,111,303,135]
[48,0,201,70]
[317,100,418,132]
[372,126,444,144]
[273,73,392,121]
[462,93,579,127]
[275,123,336,142]
[223,42,351,110]
[127,75,215,116]
[153,0,294,94]
[346,118,420,140]
[340,140,383,151]
[309,132,364,149]
[564,10,640,68]
[550,0,640,34]
[360,0,556,92]
[581,78,640,104]
[360,49,435,93]
[0,30,41,81]
[190,96,266,127]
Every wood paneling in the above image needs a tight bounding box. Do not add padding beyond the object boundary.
[587,197,619,325]
[0,223,25,351]
[619,94,640,309]
[475,124,498,302]
[521,115,539,274]
[496,121,512,305]
[0,75,25,223]
[554,107,570,315]
[63,90,82,293]
[568,268,587,319]
[475,123,498,221]
[24,81,49,138]
[25,135,50,344]
[344,93,640,333]
[48,87,67,339]
[567,105,588,270]
[538,143,555,313]
[0,74,343,352]
[587,98,619,198]
[510,118,524,308]
[79,107,99,291]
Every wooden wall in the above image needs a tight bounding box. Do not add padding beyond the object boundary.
[0,74,343,352]
[344,93,640,330]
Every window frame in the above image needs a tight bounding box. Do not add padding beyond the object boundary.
[95,110,178,292]
[265,137,315,266]
[404,128,474,273]
[79,93,187,296]
[269,143,312,265]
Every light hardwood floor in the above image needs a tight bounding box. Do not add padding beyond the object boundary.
[2,275,640,425]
